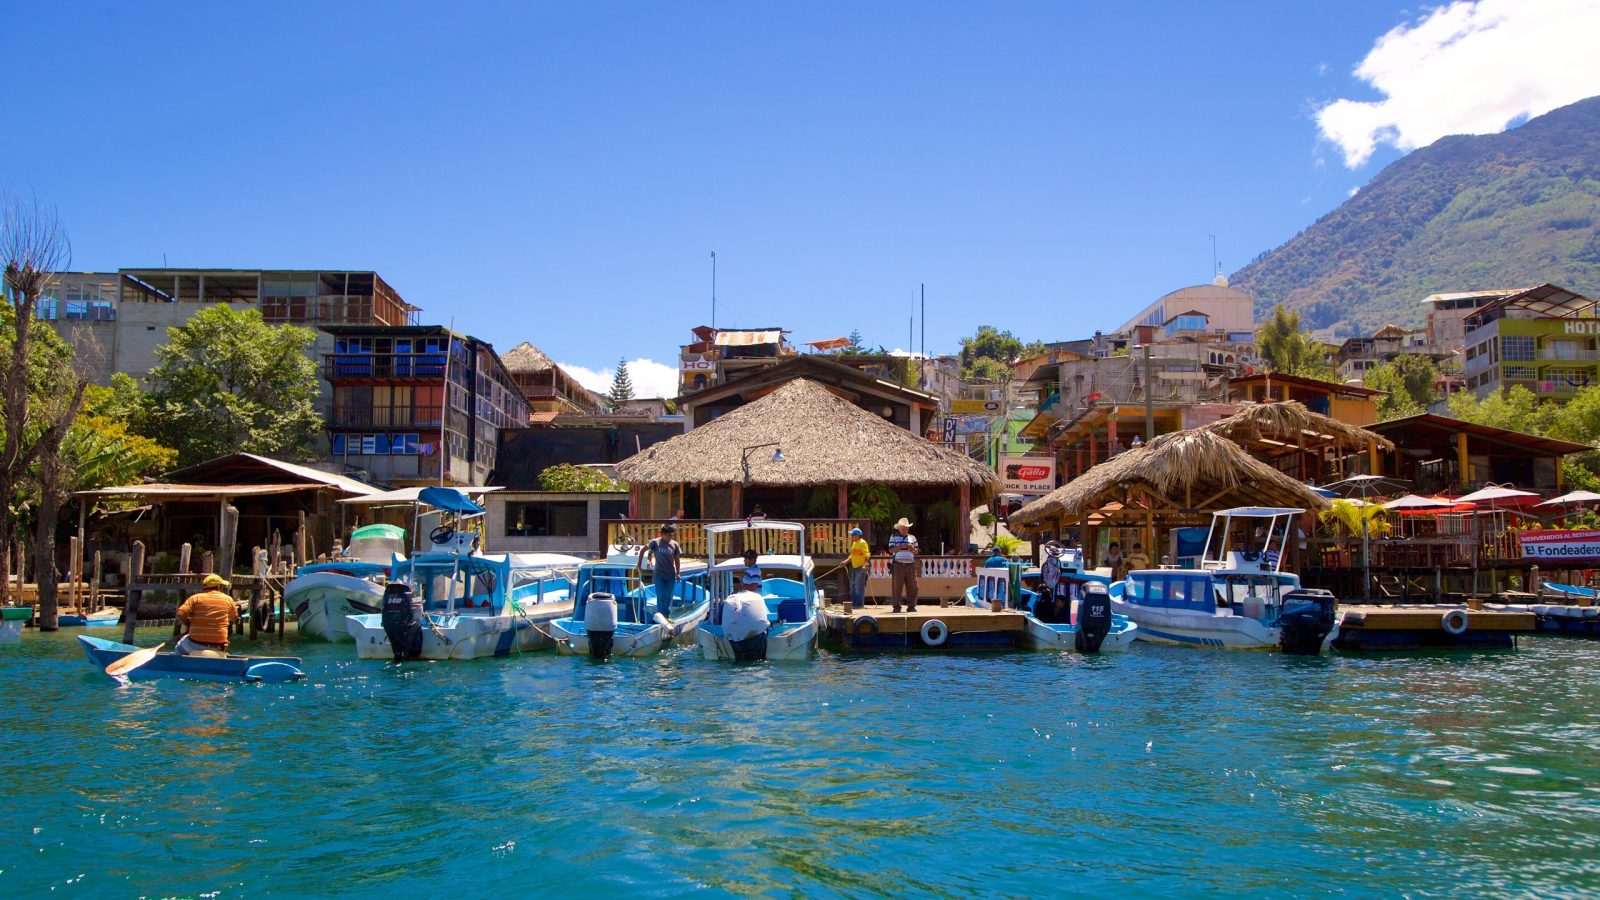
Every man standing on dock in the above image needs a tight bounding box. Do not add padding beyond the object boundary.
[847,527,870,609]
[175,574,241,658]
[888,517,919,613]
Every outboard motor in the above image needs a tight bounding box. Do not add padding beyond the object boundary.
[380,582,425,661]
[1074,581,1113,653]
[1278,589,1338,655]
[585,592,619,660]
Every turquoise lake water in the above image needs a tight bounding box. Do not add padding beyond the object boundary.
[3,629,1599,898]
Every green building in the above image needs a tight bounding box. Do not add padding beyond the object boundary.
[1462,284,1600,401]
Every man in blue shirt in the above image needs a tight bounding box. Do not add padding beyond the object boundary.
[887,517,919,613]
[637,524,681,622]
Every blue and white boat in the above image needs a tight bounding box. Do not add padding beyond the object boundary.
[965,550,1137,652]
[58,608,120,628]
[548,553,710,657]
[697,521,820,661]
[285,523,405,642]
[77,635,304,683]
[1109,507,1339,653]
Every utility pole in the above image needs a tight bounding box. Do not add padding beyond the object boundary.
[1143,343,1155,442]
[920,283,925,369]
[710,251,717,329]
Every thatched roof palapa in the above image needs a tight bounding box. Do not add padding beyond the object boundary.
[616,379,998,500]
[501,342,556,373]
[1010,428,1327,535]
[1201,401,1393,455]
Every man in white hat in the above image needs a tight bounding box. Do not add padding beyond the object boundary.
[887,517,919,613]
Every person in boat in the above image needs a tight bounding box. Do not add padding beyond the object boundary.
[740,548,763,589]
[887,517,919,613]
[983,547,1008,569]
[847,527,870,609]
[176,574,241,658]
[722,573,770,661]
[1036,541,1071,621]
[638,524,682,620]
[1125,542,1151,572]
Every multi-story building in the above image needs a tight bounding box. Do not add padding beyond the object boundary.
[41,268,419,386]
[500,342,604,420]
[1332,324,1444,381]
[1114,274,1257,337]
[1422,289,1521,354]
[322,325,527,486]
[1461,284,1600,401]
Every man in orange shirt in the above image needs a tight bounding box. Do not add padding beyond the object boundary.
[176,574,241,657]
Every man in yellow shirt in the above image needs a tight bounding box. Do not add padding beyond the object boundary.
[176,574,241,657]
[847,527,870,609]
[1124,542,1152,573]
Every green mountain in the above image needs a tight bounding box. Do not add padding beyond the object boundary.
[1231,96,1600,337]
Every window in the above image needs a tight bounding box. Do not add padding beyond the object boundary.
[505,501,588,537]
[1503,365,1537,381]
[1548,339,1586,360]
[599,499,629,521]
[331,433,347,454]
[1502,336,1532,361]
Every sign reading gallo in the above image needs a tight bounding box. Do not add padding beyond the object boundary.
[1001,455,1056,495]
[1518,529,1600,561]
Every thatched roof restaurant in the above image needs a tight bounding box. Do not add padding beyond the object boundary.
[1009,428,1329,553]
[1201,401,1394,481]
[616,379,997,553]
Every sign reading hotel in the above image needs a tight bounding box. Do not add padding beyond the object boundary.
[1001,456,1056,495]
[951,399,1002,414]
[1518,529,1600,561]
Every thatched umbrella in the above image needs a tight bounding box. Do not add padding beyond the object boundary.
[1202,401,1393,479]
[1010,428,1329,539]
[617,379,998,548]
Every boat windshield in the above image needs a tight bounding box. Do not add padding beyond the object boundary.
[1202,510,1299,572]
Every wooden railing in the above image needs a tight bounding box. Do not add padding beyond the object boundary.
[604,519,872,557]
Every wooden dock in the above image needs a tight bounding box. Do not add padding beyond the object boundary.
[1335,604,1535,651]
[820,602,1025,652]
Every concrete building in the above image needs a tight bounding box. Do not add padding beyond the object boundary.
[1422,289,1521,355]
[42,269,419,386]
[484,491,629,555]
[1461,284,1600,401]
[1331,324,1443,381]
[322,325,527,486]
[1114,274,1257,338]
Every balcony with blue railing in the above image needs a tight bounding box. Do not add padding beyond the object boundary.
[324,352,449,381]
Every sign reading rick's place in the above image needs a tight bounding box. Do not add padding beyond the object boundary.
[1519,529,1600,561]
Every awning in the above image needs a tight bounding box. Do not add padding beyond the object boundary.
[76,483,327,501]
[419,486,485,515]
[806,337,852,351]
[714,329,782,346]
[338,486,503,506]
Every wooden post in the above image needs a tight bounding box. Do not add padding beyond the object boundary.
[1456,432,1469,488]
[67,536,80,613]
[836,483,848,519]
[121,541,145,645]
[178,542,192,574]
[295,510,308,572]
[221,504,240,581]
[957,483,971,555]
[200,551,214,575]
[251,547,268,637]
[91,550,102,613]
[1367,439,1380,476]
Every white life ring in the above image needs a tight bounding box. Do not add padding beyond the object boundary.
[919,619,949,647]
[1441,609,1470,635]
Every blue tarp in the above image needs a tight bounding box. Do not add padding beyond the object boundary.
[418,486,484,515]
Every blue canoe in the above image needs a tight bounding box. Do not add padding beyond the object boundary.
[76,635,305,683]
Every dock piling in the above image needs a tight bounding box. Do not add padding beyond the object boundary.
[121,541,144,645]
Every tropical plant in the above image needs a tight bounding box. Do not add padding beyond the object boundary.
[537,462,623,492]
[1256,304,1335,380]
[1365,354,1440,420]
[992,532,1023,556]
[1318,499,1391,540]
[132,304,323,467]
[847,483,901,540]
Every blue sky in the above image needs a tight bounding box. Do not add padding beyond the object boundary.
[8,1,1599,396]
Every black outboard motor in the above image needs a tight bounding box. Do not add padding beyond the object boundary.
[585,592,619,660]
[380,582,424,661]
[730,632,769,662]
[1278,588,1338,655]
[1075,581,1113,653]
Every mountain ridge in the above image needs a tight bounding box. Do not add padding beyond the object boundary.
[1230,96,1600,337]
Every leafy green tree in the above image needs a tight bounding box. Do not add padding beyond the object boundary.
[1256,304,1335,380]
[135,304,322,467]
[1366,354,1441,420]
[607,358,635,405]
[537,463,623,492]
[965,356,1010,383]
[1445,385,1555,435]
[959,326,1024,379]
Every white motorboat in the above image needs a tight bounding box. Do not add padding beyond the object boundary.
[285,524,405,642]
[696,520,820,661]
[965,556,1139,652]
[549,553,710,658]
[1109,506,1339,653]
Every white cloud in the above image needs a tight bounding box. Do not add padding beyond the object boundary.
[1317,0,1600,167]
[559,358,681,400]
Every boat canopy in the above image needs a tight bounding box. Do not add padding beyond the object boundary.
[705,520,806,535]
[419,486,485,515]
[710,554,812,573]
[352,524,405,541]
[1215,507,1307,518]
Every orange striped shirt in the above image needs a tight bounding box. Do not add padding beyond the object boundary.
[178,590,240,646]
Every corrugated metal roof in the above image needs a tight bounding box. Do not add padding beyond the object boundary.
[76,483,319,500]
[714,329,782,346]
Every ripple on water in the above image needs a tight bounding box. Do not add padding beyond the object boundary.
[1,630,1599,896]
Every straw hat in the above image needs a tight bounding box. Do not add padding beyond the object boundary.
[894,517,913,530]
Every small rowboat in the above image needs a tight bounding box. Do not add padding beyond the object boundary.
[59,609,121,628]
[76,635,305,683]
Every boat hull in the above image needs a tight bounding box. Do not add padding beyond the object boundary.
[1111,598,1339,651]
[1019,615,1139,652]
[346,599,573,660]
[698,616,817,661]
[551,601,707,657]
[76,635,304,682]
[286,572,384,642]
